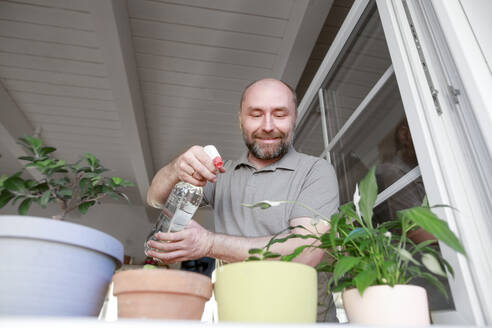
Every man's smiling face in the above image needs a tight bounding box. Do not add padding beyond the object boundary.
[239,79,296,161]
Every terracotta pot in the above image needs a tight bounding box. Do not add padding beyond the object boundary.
[112,269,212,320]
[214,261,317,323]
[342,284,430,325]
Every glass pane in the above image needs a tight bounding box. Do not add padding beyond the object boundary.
[294,100,325,156]
[323,6,392,141]
[374,183,456,312]
[330,74,411,204]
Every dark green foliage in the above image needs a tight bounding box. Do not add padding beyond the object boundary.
[0,136,135,219]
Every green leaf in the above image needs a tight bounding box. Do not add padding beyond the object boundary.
[411,240,436,255]
[57,188,73,197]
[316,261,334,273]
[263,251,281,259]
[328,212,341,251]
[24,180,37,189]
[111,177,123,185]
[4,176,26,192]
[354,268,378,295]
[50,177,70,186]
[117,191,130,203]
[334,256,362,282]
[18,156,35,161]
[281,245,310,262]
[12,195,24,205]
[246,256,261,261]
[108,192,121,201]
[0,190,15,208]
[266,233,317,249]
[79,177,90,190]
[421,196,429,207]
[0,174,9,187]
[401,207,465,254]
[78,201,95,215]
[343,227,368,244]
[358,167,378,228]
[248,248,264,255]
[120,180,135,187]
[420,272,449,299]
[40,146,56,156]
[25,136,42,149]
[18,198,32,215]
[332,280,354,293]
[440,256,454,277]
[51,159,66,168]
[36,159,52,168]
[40,190,51,207]
[85,153,97,167]
[339,202,362,224]
[91,176,101,186]
[422,253,447,277]
[241,200,285,209]
[397,248,420,266]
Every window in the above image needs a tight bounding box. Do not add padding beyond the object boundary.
[294,0,489,323]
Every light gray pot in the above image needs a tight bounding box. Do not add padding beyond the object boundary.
[0,215,123,316]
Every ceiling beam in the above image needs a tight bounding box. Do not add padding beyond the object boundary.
[0,81,44,180]
[274,0,334,88]
[88,0,154,207]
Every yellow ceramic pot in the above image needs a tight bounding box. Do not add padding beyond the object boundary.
[214,261,317,323]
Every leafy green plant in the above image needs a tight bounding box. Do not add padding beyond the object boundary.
[0,136,135,220]
[243,167,465,297]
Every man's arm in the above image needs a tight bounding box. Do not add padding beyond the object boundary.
[145,216,329,267]
[147,146,225,207]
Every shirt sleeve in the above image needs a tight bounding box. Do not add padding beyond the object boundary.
[290,159,339,221]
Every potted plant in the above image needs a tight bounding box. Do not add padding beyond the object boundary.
[0,136,134,316]
[239,167,466,325]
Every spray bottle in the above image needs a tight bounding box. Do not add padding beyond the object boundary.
[145,145,222,256]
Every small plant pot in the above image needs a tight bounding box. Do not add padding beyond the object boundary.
[342,284,430,325]
[0,215,123,316]
[214,261,317,323]
[112,269,212,320]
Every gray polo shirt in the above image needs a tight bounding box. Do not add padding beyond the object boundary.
[203,146,339,237]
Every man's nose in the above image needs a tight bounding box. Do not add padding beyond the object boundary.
[262,114,274,132]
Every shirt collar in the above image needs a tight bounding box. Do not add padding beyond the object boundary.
[234,146,298,171]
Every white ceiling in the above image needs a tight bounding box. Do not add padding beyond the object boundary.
[0,0,335,214]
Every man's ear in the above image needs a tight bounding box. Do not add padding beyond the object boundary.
[238,111,243,131]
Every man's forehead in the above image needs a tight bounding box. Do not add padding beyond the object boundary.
[245,79,290,95]
[242,79,295,108]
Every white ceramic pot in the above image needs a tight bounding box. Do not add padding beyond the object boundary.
[0,215,123,316]
[342,284,430,325]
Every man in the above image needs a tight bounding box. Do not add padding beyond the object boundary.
[146,78,339,267]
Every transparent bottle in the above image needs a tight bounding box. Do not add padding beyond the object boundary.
[145,145,222,257]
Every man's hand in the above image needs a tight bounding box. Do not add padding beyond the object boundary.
[145,220,214,264]
[147,145,226,208]
[173,146,226,187]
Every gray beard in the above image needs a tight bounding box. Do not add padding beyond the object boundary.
[244,134,293,161]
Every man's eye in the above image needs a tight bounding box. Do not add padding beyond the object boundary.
[251,113,262,117]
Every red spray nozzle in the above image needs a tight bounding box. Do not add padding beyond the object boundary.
[203,145,223,169]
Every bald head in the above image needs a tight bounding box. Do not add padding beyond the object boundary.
[240,78,297,113]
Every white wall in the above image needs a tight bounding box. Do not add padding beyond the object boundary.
[459,0,492,73]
